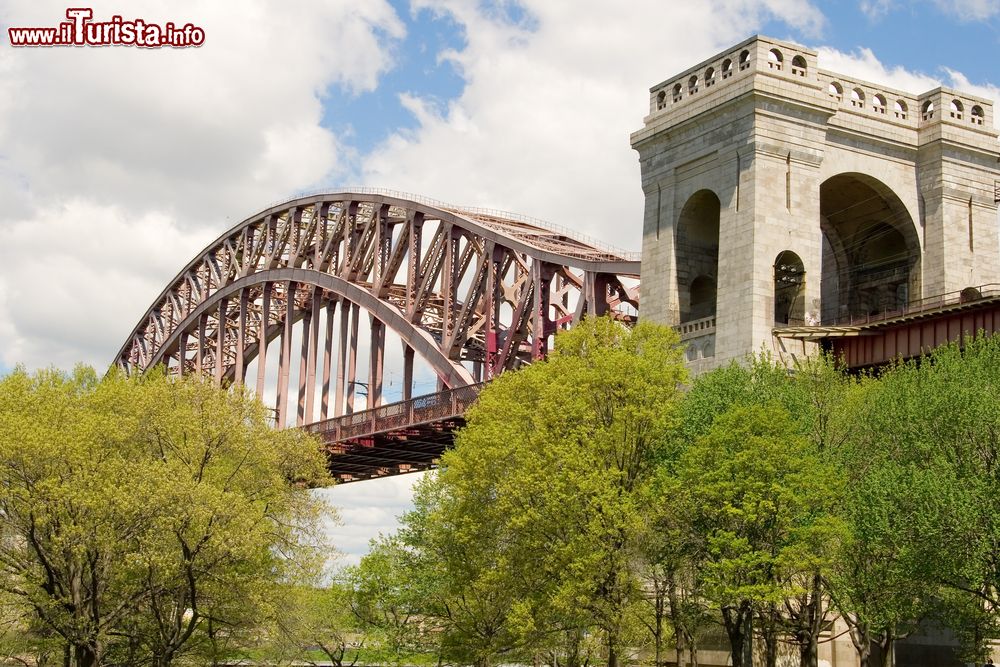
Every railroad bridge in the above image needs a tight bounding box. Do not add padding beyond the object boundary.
[117,36,1000,483]
[115,190,640,481]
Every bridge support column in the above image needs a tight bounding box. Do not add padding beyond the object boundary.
[177,330,188,377]
[402,344,414,401]
[369,316,385,408]
[320,299,336,420]
[296,301,312,427]
[275,281,293,428]
[214,297,227,386]
[235,287,249,385]
[196,313,207,375]
[345,302,359,415]
[256,283,271,398]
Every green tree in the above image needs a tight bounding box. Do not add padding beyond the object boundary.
[349,536,439,665]
[0,367,330,666]
[668,403,842,667]
[828,336,1000,665]
[669,356,847,667]
[396,317,688,667]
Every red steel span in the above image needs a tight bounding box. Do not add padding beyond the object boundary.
[115,190,640,482]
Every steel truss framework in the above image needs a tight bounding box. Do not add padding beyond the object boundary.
[115,191,640,439]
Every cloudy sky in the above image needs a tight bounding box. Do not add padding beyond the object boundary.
[2,0,1000,565]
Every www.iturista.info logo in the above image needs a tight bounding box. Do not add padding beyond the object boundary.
[8,8,205,48]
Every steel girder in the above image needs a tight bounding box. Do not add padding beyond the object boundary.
[114,191,640,427]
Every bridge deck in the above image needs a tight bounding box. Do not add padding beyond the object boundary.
[304,383,485,482]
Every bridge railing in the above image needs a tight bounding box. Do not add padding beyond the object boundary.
[821,283,1000,327]
[304,383,487,443]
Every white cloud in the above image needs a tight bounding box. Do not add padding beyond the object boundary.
[0,0,405,370]
[859,0,895,20]
[361,0,826,252]
[318,473,426,567]
[932,0,1000,19]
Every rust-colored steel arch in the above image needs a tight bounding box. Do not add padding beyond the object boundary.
[115,189,640,428]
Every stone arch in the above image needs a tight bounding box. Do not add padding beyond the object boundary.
[894,99,908,119]
[851,87,865,108]
[922,100,935,119]
[722,58,733,78]
[739,49,751,70]
[819,173,921,323]
[774,250,805,325]
[705,66,716,86]
[767,48,783,70]
[873,94,887,114]
[675,189,721,323]
[791,55,807,76]
[673,82,683,102]
[829,81,843,101]
[972,105,985,124]
[688,74,699,94]
[656,90,666,110]
[950,99,964,118]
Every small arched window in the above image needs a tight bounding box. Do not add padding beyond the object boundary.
[672,83,683,103]
[873,94,887,114]
[851,88,865,108]
[791,55,807,76]
[828,81,843,101]
[972,105,985,125]
[688,75,699,94]
[739,49,751,71]
[922,100,935,120]
[656,90,666,111]
[722,58,733,79]
[767,48,783,70]
[950,99,964,119]
[894,99,908,119]
[705,67,716,87]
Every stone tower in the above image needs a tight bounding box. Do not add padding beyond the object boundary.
[631,35,1000,372]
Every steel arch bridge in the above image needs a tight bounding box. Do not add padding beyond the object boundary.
[115,189,640,481]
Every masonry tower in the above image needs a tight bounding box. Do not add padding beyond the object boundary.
[631,36,1000,372]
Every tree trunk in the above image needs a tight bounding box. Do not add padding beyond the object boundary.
[798,573,823,667]
[607,638,618,667]
[722,603,753,667]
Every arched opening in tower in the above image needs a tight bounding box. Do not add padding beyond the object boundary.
[774,250,805,325]
[676,190,720,323]
[819,174,920,324]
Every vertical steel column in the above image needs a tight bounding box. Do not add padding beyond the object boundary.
[402,344,414,402]
[406,213,423,317]
[302,288,321,424]
[320,299,336,420]
[295,304,311,427]
[335,301,349,417]
[214,297,227,386]
[441,225,457,343]
[234,288,249,384]
[177,331,189,377]
[256,283,271,398]
[531,260,553,360]
[275,281,293,428]
[484,243,499,379]
[196,313,207,376]
[345,303,359,414]
[368,316,385,408]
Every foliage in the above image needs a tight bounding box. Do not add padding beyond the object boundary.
[0,366,331,666]
[390,317,688,667]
